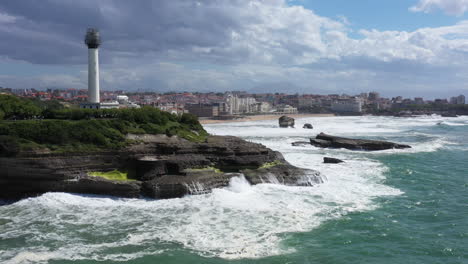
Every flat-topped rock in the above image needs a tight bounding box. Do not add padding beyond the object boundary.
[309,133,411,151]
[323,157,344,164]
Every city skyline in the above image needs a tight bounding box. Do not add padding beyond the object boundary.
[1,0,468,98]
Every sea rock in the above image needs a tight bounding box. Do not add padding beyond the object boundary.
[303,123,313,129]
[279,116,295,128]
[291,141,311,146]
[310,133,411,151]
[323,157,344,164]
[441,113,458,117]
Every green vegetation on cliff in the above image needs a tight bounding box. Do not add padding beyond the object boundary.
[88,170,133,181]
[0,95,207,155]
[259,160,283,169]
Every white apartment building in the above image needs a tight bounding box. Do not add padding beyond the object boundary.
[226,94,258,114]
[276,105,298,114]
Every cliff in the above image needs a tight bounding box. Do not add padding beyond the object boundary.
[0,134,322,200]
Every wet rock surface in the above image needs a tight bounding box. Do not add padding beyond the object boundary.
[0,135,323,200]
[323,157,344,164]
[306,133,411,151]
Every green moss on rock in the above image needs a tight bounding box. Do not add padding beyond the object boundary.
[88,170,134,181]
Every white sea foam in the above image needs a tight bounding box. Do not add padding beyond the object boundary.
[1,172,400,261]
[4,115,451,262]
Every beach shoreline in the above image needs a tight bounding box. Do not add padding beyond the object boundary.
[199,113,335,124]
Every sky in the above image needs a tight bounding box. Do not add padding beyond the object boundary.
[1,0,468,98]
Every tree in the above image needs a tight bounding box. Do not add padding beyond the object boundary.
[0,95,41,119]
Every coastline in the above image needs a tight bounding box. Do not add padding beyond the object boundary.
[199,113,335,124]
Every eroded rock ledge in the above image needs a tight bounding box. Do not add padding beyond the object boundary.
[0,135,322,200]
[293,132,411,151]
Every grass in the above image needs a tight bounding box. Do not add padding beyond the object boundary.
[259,160,283,169]
[88,170,134,181]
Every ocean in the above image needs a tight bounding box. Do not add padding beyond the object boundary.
[0,115,467,264]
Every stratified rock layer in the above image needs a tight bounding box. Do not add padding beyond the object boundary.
[0,135,322,200]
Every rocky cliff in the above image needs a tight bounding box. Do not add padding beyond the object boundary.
[0,134,322,200]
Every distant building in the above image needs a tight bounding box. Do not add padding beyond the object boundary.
[154,102,186,114]
[331,98,362,113]
[368,92,380,101]
[414,97,424,105]
[450,95,465,104]
[275,105,298,114]
[226,94,257,114]
[100,101,120,109]
[259,102,272,113]
[117,95,129,104]
[186,104,219,117]
[434,99,449,105]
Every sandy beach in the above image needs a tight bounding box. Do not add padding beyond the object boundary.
[199,113,335,124]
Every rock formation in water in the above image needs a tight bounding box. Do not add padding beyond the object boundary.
[0,134,322,200]
[309,133,411,151]
[303,123,313,129]
[292,133,411,151]
[291,141,310,146]
[279,116,295,128]
[323,157,344,164]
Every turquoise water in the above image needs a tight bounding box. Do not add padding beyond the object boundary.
[1,116,467,263]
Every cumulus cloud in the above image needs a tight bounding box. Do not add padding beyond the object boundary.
[410,0,468,16]
[0,0,468,96]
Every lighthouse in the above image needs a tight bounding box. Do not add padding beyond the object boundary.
[80,28,129,110]
[85,28,101,104]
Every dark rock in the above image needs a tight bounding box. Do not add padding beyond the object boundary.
[310,138,332,148]
[63,177,141,198]
[242,164,322,186]
[135,158,168,181]
[0,136,20,157]
[279,116,295,128]
[441,113,458,117]
[143,170,235,199]
[292,141,311,146]
[0,135,323,200]
[323,157,344,164]
[303,123,313,129]
[310,133,411,151]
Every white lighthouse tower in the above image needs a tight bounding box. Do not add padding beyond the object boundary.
[81,28,102,109]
